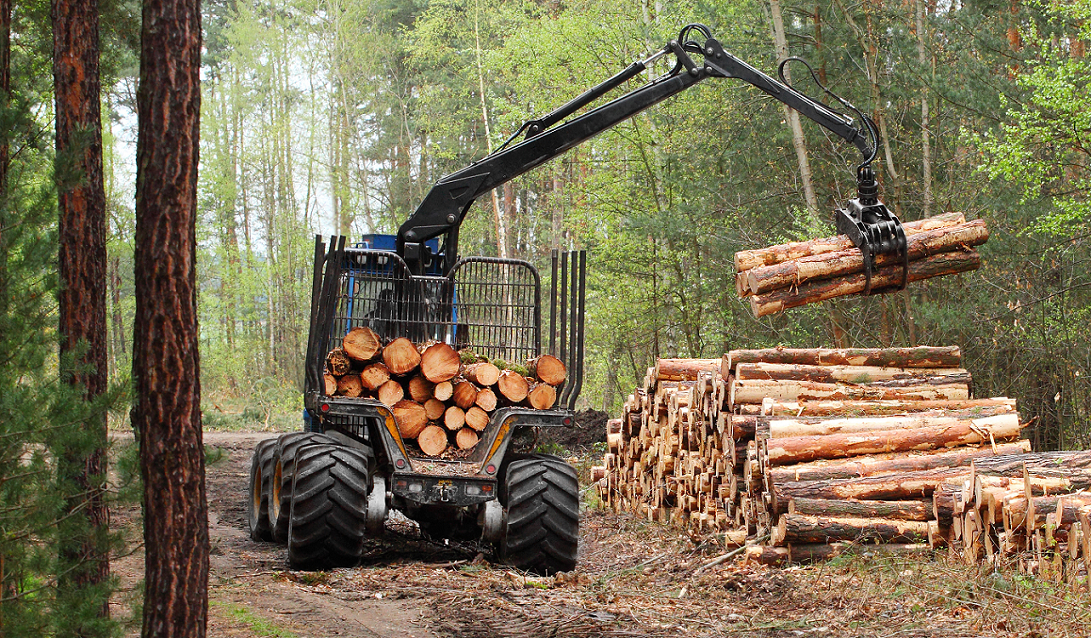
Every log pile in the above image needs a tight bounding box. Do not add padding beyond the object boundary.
[734,213,989,317]
[324,327,566,457]
[594,346,1090,575]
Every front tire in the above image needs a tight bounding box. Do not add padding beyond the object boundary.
[287,443,370,570]
[268,432,337,543]
[247,439,277,541]
[498,454,579,575]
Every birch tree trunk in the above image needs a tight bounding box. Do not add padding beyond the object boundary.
[769,0,819,215]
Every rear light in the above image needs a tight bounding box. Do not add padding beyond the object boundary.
[481,484,493,494]
[485,464,496,474]
[395,459,406,469]
[320,403,330,413]
[563,417,572,425]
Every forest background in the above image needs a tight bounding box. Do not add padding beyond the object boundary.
[15,0,1091,450]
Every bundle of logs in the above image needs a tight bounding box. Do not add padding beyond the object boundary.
[734,212,988,317]
[594,346,1091,577]
[323,326,566,457]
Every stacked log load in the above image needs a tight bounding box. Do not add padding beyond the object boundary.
[324,326,566,458]
[735,213,988,317]
[595,346,1091,575]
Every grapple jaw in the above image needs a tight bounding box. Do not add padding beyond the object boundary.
[834,166,908,296]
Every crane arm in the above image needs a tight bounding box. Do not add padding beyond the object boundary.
[398,23,900,289]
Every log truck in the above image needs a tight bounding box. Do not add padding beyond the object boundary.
[245,23,907,574]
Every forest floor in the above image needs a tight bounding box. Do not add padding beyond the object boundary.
[110,427,1086,638]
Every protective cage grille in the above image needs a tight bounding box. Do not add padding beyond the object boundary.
[320,248,541,364]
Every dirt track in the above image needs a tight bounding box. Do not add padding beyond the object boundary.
[112,430,1066,638]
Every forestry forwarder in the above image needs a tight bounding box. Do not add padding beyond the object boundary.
[246,23,905,575]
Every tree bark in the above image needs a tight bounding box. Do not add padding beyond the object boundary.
[743,220,988,295]
[769,0,819,214]
[53,0,110,630]
[768,441,1030,483]
[133,0,207,635]
[733,212,963,272]
[765,414,1023,465]
[771,467,975,512]
[767,411,1011,439]
[723,345,962,375]
[653,358,720,382]
[788,497,932,521]
[736,362,970,385]
[730,377,970,405]
[749,249,982,318]
[738,397,1014,417]
[773,513,930,545]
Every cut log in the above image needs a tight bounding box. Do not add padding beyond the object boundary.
[723,346,963,375]
[359,362,391,391]
[765,414,1023,466]
[496,369,529,403]
[455,427,480,450]
[392,400,429,440]
[745,545,790,566]
[1004,493,1091,530]
[443,405,466,431]
[735,362,970,386]
[730,378,970,405]
[326,348,351,376]
[323,374,337,396]
[733,212,965,272]
[406,375,435,403]
[970,451,1091,476]
[336,374,364,398]
[464,361,500,386]
[768,412,1010,439]
[377,379,405,407]
[744,220,989,295]
[465,406,490,431]
[475,387,498,412]
[652,358,719,382]
[740,397,1015,417]
[417,424,449,456]
[749,249,982,318]
[424,398,447,421]
[382,337,421,376]
[789,542,932,564]
[771,467,975,513]
[419,342,461,383]
[788,497,931,522]
[527,354,568,385]
[526,383,558,410]
[768,442,1031,483]
[433,380,454,402]
[342,326,382,362]
[773,513,930,545]
[452,379,479,410]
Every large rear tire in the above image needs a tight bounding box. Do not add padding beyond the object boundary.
[268,432,337,543]
[287,443,370,570]
[498,454,579,575]
[247,439,277,541]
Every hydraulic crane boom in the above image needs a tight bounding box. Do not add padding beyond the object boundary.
[397,23,906,293]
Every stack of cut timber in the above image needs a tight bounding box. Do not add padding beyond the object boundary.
[324,326,566,458]
[594,346,1091,570]
[938,451,1091,581]
[734,212,989,317]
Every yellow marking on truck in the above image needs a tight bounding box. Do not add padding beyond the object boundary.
[383,411,410,460]
[485,416,517,464]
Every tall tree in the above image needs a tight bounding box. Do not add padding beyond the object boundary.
[132,0,207,636]
[52,0,111,634]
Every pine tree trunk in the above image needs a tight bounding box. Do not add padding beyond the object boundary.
[133,0,207,635]
[53,0,110,631]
